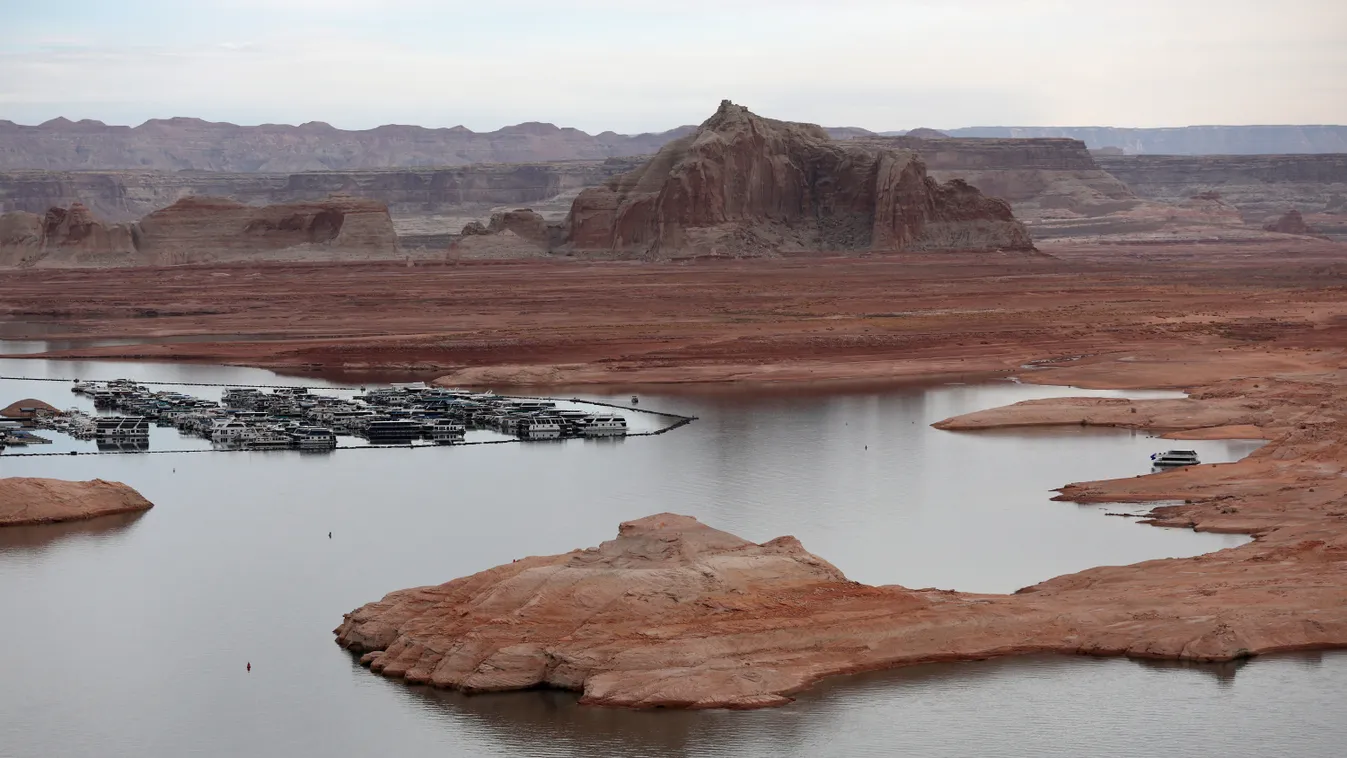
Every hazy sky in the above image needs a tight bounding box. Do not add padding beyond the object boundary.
[4,0,1346,133]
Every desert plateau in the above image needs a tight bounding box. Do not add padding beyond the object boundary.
[4,2,1347,753]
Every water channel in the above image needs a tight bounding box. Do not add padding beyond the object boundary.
[2,354,1341,758]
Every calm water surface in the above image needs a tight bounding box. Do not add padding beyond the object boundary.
[2,356,1341,758]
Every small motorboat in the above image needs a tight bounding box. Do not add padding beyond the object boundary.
[1151,450,1200,467]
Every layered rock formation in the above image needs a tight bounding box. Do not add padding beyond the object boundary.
[0,117,694,172]
[0,202,139,266]
[135,196,396,261]
[858,136,1139,226]
[0,161,645,223]
[943,125,1347,155]
[1097,153,1347,240]
[1264,210,1313,235]
[561,101,1033,256]
[0,196,398,266]
[0,477,154,526]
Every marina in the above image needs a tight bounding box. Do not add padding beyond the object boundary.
[3,378,683,456]
[0,358,1297,758]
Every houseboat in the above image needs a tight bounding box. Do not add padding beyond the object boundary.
[94,416,150,439]
[575,414,628,436]
[208,418,256,445]
[428,420,466,444]
[365,419,421,443]
[1151,450,1200,467]
[289,426,338,450]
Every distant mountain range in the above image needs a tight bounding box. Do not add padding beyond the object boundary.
[2,117,1345,172]
[937,126,1347,155]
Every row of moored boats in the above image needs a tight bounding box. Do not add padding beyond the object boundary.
[50,380,628,452]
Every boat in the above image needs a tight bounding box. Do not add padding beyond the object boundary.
[208,418,256,445]
[575,414,629,436]
[289,426,338,450]
[427,420,466,444]
[365,419,421,443]
[222,388,264,408]
[1151,450,1200,467]
[519,419,562,439]
[245,429,295,450]
[94,416,150,439]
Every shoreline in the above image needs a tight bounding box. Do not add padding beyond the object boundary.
[332,345,1347,708]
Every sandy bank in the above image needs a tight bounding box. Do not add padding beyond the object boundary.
[0,477,154,527]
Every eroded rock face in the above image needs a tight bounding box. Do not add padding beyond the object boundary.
[0,202,138,266]
[0,195,399,266]
[562,101,1033,256]
[1264,209,1312,235]
[0,477,154,526]
[135,195,396,259]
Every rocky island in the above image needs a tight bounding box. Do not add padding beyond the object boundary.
[0,477,154,526]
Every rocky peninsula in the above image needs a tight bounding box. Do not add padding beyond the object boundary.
[0,477,154,526]
[336,353,1347,708]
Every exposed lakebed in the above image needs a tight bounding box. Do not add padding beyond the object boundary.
[4,355,1335,757]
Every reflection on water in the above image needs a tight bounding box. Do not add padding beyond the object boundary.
[0,355,1332,758]
[391,654,1347,758]
[0,510,148,553]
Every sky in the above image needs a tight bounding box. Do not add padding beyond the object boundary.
[2,0,1346,133]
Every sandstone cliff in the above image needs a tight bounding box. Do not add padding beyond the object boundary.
[0,196,398,267]
[0,202,140,266]
[857,136,1140,230]
[944,125,1347,155]
[0,162,644,223]
[0,117,694,172]
[1097,153,1347,240]
[0,477,154,526]
[562,101,1033,257]
[135,195,397,262]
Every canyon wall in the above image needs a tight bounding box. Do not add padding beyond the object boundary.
[0,196,398,267]
[859,136,1138,221]
[0,161,643,223]
[559,101,1033,257]
[943,125,1347,155]
[1097,154,1347,238]
[0,117,691,172]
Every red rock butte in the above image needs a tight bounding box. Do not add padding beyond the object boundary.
[559,100,1034,257]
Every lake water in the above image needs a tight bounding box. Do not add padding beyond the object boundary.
[3,355,1341,758]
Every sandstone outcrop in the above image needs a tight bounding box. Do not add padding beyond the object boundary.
[0,398,59,422]
[943,125,1347,155]
[0,117,695,172]
[0,202,139,266]
[1097,153,1347,240]
[135,195,397,261]
[0,477,154,526]
[0,195,399,266]
[561,101,1033,257]
[1263,209,1313,235]
[0,162,646,224]
[338,366,1347,709]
